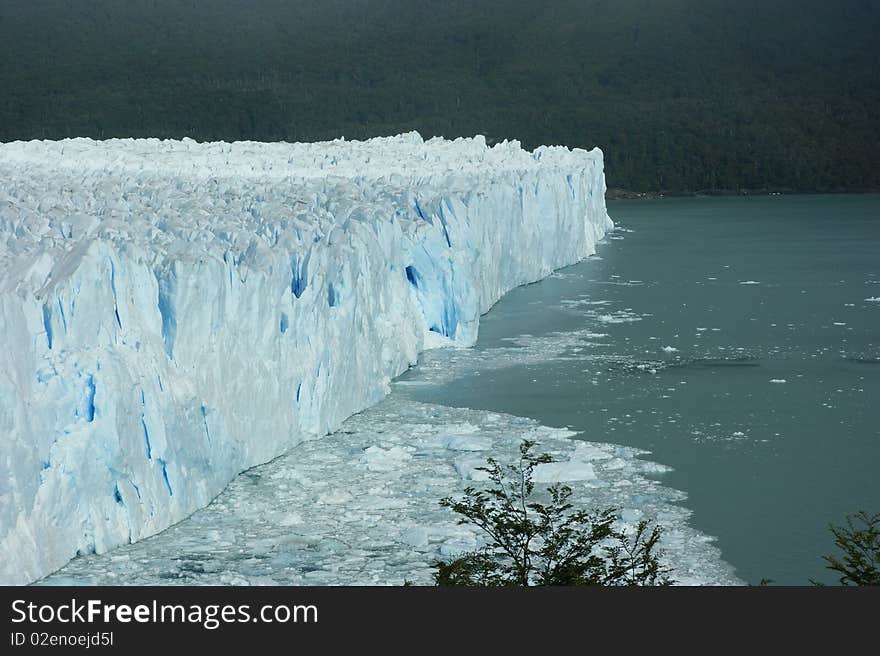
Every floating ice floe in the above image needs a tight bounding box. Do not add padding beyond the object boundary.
[596,311,644,324]
[41,400,741,586]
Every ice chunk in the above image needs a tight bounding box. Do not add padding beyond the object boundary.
[533,461,596,483]
[362,446,412,472]
[400,526,429,548]
[454,456,492,481]
[440,434,494,451]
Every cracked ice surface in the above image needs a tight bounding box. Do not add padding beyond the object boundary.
[0,133,611,583]
[42,400,740,586]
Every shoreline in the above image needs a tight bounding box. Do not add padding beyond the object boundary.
[605,187,880,201]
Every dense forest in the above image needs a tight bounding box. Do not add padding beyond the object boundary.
[1,0,878,193]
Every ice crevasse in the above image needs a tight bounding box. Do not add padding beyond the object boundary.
[0,132,612,584]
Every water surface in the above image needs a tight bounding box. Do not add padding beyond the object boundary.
[398,194,880,585]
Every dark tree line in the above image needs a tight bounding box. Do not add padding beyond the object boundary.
[1,0,878,192]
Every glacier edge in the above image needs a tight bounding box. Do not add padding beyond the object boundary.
[0,132,612,584]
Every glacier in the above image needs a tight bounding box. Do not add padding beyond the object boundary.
[0,132,612,585]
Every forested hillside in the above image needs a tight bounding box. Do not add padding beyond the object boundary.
[1,0,877,192]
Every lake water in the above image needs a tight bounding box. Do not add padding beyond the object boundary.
[397,194,880,585]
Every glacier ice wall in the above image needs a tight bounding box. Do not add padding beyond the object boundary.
[0,133,611,584]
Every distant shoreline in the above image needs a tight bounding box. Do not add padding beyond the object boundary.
[605,188,879,201]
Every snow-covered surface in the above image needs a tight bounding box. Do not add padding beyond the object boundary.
[0,133,611,584]
[41,400,740,586]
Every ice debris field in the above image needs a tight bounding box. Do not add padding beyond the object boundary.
[0,133,611,584]
[43,400,739,586]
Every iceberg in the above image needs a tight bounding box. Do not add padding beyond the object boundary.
[0,132,612,584]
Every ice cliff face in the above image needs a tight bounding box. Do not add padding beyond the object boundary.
[0,133,611,584]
